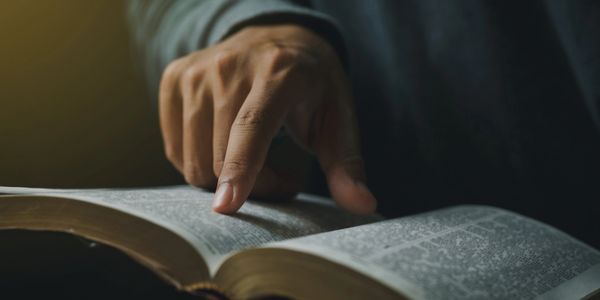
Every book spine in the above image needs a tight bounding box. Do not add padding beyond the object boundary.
[185,282,230,300]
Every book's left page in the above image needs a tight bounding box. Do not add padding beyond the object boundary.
[0,186,379,276]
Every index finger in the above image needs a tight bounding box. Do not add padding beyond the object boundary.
[211,76,293,213]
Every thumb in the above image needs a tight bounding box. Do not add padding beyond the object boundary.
[323,156,377,214]
[313,93,377,214]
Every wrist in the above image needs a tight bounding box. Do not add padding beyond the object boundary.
[234,24,342,69]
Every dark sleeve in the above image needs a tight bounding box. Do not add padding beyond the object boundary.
[126,0,346,100]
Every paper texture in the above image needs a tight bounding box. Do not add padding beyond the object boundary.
[275,205,600,300]
[0,185,378,274]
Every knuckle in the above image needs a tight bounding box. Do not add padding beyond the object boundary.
[180,66,203,86]
[163,58,184,79]
[234,108,267,129]
[223,160,251,174]
[262,45,319,82]
[264,46,300,72]
[212,49,236,72]
[337,155,366,179]
[160,59,186,95]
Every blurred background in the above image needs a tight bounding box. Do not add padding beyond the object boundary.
[0,2,197,298]
[0,1,181,188]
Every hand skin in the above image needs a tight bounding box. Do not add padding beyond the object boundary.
[159,24,376,214]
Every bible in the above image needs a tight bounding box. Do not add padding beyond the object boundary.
[0,185,599,299]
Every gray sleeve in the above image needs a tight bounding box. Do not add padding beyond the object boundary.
[126,0,345,100]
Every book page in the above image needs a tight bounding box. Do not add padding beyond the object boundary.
[0,186,379,274]
[271,205,600,300]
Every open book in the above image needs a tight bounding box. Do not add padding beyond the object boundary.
[0,185,599,300]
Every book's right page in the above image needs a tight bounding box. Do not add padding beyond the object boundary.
[270,205,600,300]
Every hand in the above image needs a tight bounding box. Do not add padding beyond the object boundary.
[159,24,376,214]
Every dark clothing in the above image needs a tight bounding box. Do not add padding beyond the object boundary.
[313,1,600,247]
[129,0,600,246]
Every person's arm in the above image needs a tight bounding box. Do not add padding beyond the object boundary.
[127,0,345,98]
[127,0,376,215]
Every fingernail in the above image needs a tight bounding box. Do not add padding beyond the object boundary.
[213,182,233,209]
